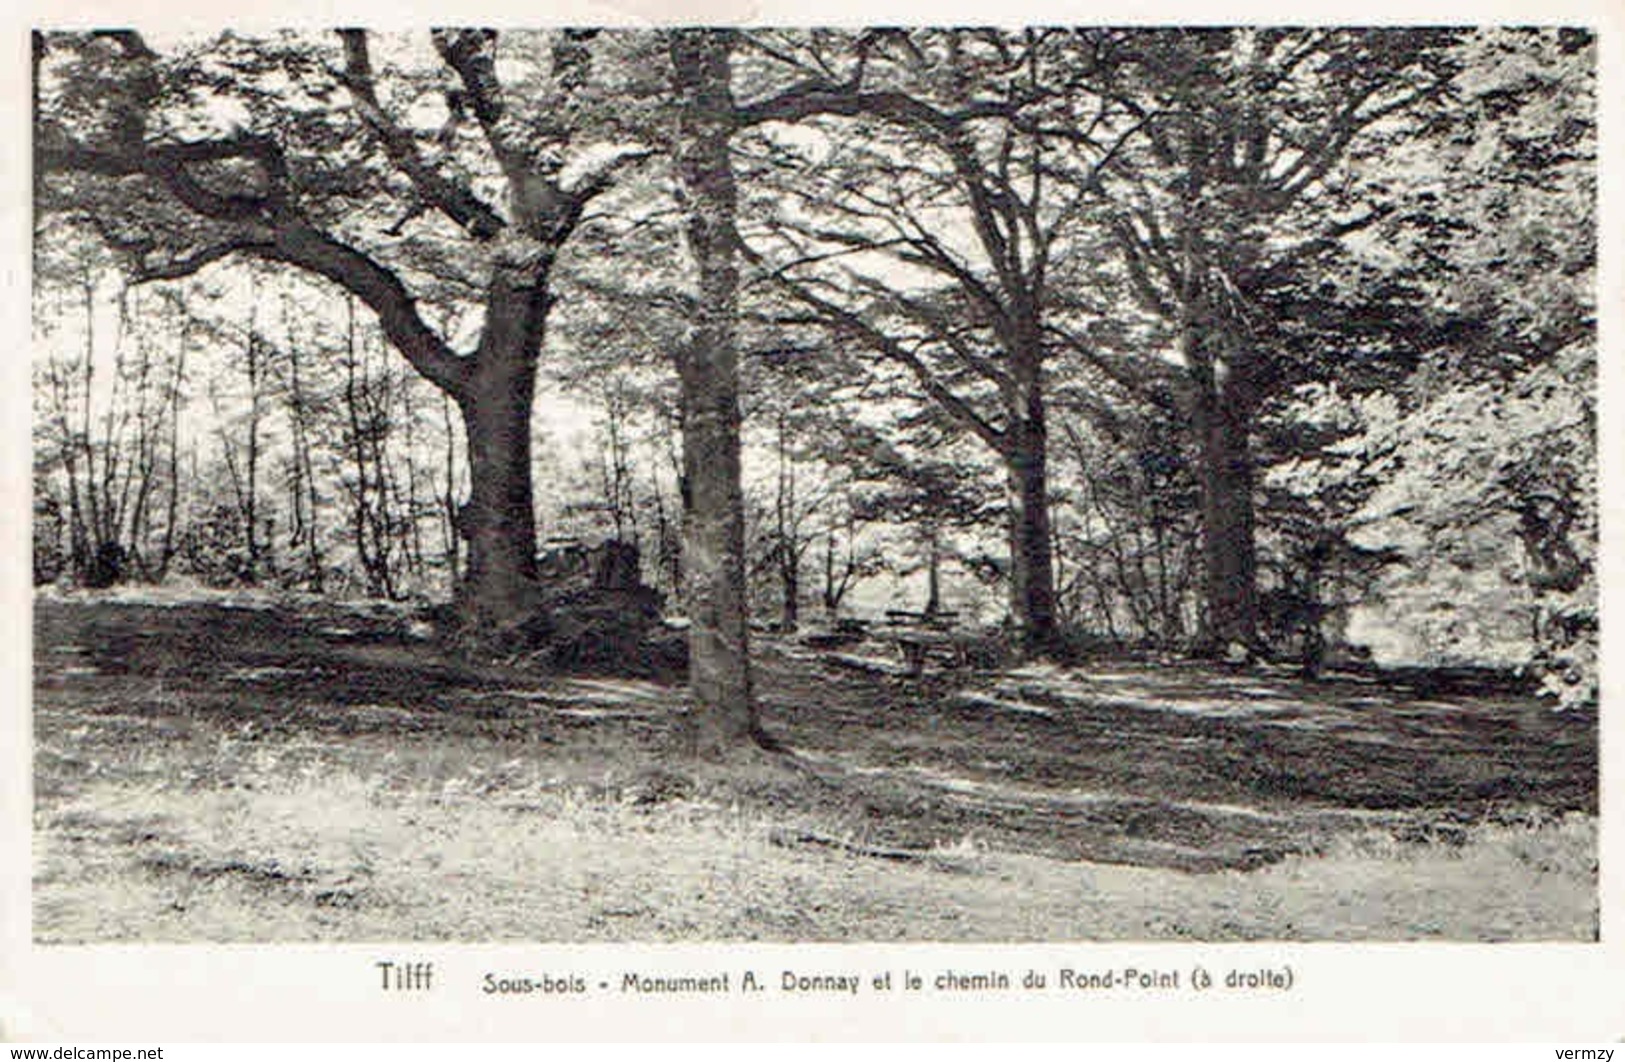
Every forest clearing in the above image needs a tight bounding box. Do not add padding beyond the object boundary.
[30,28,1598,949]
[32,594,1596,942]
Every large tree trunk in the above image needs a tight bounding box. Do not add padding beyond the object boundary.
[671,28,758,757]
[452,286,544,631]
[1193,372,1259,654]
[1006,444,1058,653]
[1005,405,1058,655]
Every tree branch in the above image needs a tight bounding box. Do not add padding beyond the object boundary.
[265,223,473,397]
[742,240,1007,452]
[1044,323,1178,413]
[39,36,474,402]
[430,28,526,179]
[40,135,287,224]
[564,148,657,207]
[334,29,505,240]
[736,84,1013,132]
[847,272,1016,400]
[137,243,255,282]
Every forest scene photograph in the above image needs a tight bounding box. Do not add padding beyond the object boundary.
[29,26,1598,943]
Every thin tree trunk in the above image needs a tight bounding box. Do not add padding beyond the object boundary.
[650,454,673,599]
[42,330,87,581]
[157,315,186,579]
[342,296,379,594]
[822,529,837,616]
[923,524,942,617]
[363,345,399,599]
[402,402,427,584]
[781,549,799,631]
[79,270,103,571]
[284,289,324,591]
[242,270,263,583]
[775,411,799,631]
[123,287,161,577]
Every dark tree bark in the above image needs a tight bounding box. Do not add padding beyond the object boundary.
[669,29,758,756]
[1104,31,1452,657]
[1192,370,1259,652]
[773,412,801,632]
[341,296,388,597]
[1004,335,1058,650]
[439,393,462,585]
[1005,440,1057,652]
[598,382,639,549]
[452,270,549,628]
[922,524,942,618]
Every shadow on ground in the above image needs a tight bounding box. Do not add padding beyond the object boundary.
[35,598,1596,876]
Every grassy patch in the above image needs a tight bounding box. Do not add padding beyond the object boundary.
[35,754,1596,943]
[32,598,1598,942]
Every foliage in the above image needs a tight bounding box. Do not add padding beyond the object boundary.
[1338,28,1596,706]
[1351,344,1595,705]
[1052,404,1201,648]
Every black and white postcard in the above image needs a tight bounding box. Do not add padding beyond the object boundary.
[5,1,1620,1043]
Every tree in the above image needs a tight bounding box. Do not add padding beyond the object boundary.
[35,29,648,630]
[838,403,1005,618]
[741,403,881,630]
[1253,384,1406,675]
[666,29,759,753]
[1052,401,1201,649]
[1100,28,1456,654]
[734,29,1146,653]
[275,280,326,592]
[1339,28,1597,705]
[33,223,191,587]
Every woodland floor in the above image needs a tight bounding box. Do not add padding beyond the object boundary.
[31,593,1598,943]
